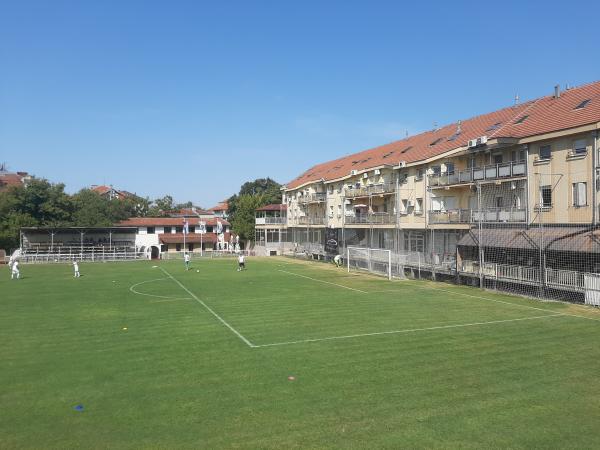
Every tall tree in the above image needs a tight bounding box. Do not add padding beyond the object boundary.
[228,178,282,242]
[230,194,266,242]
[0,179,73,250]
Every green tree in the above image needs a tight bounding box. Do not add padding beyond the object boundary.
[0,178,73,250]
[229,194,266,242]
[228,178,281,239]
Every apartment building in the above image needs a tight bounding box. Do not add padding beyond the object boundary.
[282,81,600,283]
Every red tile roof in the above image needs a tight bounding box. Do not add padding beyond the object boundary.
[118,217,230,227]
[170,208,213,217]
[286,80,600,189]
[256,204,287,212]
[209,201,229,212]
[0,173,28,190]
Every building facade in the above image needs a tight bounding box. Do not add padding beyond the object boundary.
[280,81,600,297]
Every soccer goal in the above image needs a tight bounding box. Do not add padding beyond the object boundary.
[347,246,392,280]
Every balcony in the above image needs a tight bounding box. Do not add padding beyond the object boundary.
[345,212,396,225]
[298,193,326,204]
[428,161,527,188]
[255,217,286,225]
[344,183,395,198]
[428,208,527,224]
[297,216,326,225]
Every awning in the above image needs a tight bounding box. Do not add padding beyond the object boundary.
[457,227,591,251]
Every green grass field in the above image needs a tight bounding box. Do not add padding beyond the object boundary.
[2,257,600,449]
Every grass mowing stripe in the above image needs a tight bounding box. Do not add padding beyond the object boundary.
[159,267,256,348]
[277,269,368,293]
[252,313,564,348]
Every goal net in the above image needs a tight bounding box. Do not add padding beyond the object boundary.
[347,246,392,280]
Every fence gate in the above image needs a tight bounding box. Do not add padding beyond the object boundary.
[584,273,600,306]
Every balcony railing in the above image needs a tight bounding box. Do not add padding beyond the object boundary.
[345,213,396,225]
[296,216,326,225]
[428,208,527,224]
[428,161,527,187]
[344,183,395,198]
[298,193,326,204]
[255,217,286,225]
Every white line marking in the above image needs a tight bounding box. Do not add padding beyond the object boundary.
[129,278,192,300]
[252,313,564,348]
[413,284,600,322]
[278,269,368,293]
[159,267,255,347]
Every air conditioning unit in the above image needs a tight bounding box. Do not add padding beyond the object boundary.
[374,169,381,175]
[468,135,489,148]
[363,173,368,178]
[351,170,358,176]
[399,161,407,168]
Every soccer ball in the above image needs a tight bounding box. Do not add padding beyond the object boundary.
[196,269,200,273]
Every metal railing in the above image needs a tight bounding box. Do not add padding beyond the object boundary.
[428,208,527,224]
[255,217,286,225]
[298,193,326,204]
[428,161,527,187]
[296,216,326,225]
[344,183,396,198]
[460,260,586,291]
[345,213,396,225]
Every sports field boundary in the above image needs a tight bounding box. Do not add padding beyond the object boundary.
[251,313,565,348]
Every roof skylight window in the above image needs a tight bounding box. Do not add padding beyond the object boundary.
[429,137,444,146]
[486,122,502,132]
[574,99,591,110]
[447,132,461,142]
[401,146,413,154]
[514,115,529,124]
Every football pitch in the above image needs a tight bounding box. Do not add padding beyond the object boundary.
[2,257,600,449]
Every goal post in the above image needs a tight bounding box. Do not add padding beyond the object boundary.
[347,246,392,280]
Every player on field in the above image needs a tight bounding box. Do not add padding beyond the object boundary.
[72,260,80,278]
[237,254,245,271]
[184,252,191,271]
[11,260,20,280]
[333,254,342,267]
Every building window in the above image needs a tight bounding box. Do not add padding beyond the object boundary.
[188,244,194,251]
[493,154,503,164]
[511,150,525,162]
[572,182,587,207]
[189,226,196,233]
[401,199,408,214]
[328,185,333,194]
[539,145,551,160]
[176,226,183,233]
[540,185,552,208]
[445,162,455,174]
[431,165,441,176]
[467,157,476,169]
[415,198,423,214]
[404,232,424,252]
[416,168,424,180]
[573,139,587,155]
[164,226,172,234]
[176,244,182,251]
[495,197,503,208]
[147,227,155,234]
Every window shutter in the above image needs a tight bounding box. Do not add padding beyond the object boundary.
[578,182,587,206]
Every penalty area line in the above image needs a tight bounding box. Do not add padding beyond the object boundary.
[159,267,255,348]
[252,313,564,348]
[277,269,368,293]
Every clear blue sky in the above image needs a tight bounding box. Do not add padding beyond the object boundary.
[2,0,599,207]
